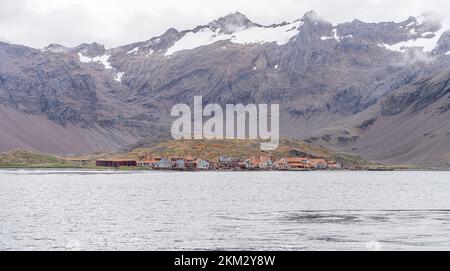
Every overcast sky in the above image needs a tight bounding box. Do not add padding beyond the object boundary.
[0,0,449,48]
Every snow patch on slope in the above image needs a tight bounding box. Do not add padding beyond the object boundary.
[321,29,352,41]
[165,28,230,55]
[78,53,112,69]
[127,47,139,55]
[114,72,124,82]
[379,28,446,53]
[165,20,303,56]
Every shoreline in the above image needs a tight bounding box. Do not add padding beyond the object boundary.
[1,167,450,172]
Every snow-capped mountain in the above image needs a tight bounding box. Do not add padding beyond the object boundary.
[1,11,450,166]
[165,13,302,55]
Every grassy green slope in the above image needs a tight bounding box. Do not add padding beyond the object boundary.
[0,150,78,168]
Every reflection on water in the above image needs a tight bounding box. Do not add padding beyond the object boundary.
[1,170,450,251]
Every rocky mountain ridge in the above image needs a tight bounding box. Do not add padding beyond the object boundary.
[1,11,450,166]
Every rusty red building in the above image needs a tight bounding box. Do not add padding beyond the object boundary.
[95,160,137,168]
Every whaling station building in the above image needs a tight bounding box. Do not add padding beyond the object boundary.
[96,155,341,171]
